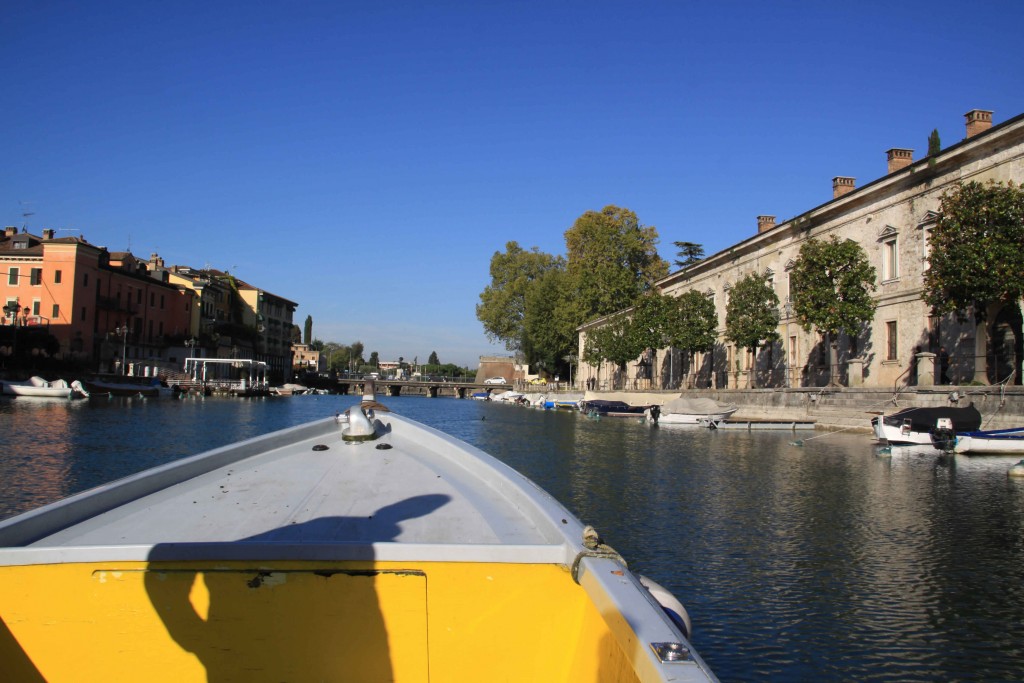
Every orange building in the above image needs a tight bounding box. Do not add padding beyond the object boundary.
[1,227,195,372]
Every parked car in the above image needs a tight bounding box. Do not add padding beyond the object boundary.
[528,377,547,385]
[484,377,507,385]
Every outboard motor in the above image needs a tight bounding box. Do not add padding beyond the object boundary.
[930,417,957,452]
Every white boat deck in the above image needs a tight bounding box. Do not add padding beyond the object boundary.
[2,412,578,566]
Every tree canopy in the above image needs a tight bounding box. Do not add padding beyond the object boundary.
[428,351,440,365]
[923,180,1024,321]
[583,313,640,372]
[672,241,705,269]
[476,205,667,379]
[582,291,676,372]
[725,272,781,353]
[476,241,563,351]
[564,205,668,325]
[522,268,574,375]
[303,315,312,345]
[790,236,877,340]
[668,290,718,354]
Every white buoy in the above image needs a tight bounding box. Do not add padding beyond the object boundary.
[1009,460,1024,478]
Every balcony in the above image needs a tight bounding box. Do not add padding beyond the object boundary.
[96,296,136,315]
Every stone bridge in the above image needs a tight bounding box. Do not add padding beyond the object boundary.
[335,378,509,398]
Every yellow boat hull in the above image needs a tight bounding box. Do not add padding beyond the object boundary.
[2,560,643,682]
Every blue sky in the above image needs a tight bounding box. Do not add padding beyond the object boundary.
[3,1,1022,367]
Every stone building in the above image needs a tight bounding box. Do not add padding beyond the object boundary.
[579,109,1024,391]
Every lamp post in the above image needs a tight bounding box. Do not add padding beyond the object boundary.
[3,299,21,326]
[3,300,22,363]
[116,325,128,375]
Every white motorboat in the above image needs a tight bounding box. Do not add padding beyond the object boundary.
[871,404,982,446]
[658,397,738,425]
[0,376,88,399]
[493,389,526,402]
[0,385,718,682]
[930,424,1024,454]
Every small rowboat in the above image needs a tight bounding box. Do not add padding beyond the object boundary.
[0,386,718,682]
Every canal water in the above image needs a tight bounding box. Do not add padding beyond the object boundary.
[2,394,1023,682]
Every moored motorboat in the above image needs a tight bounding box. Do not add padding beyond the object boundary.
[493,389,526,402]
[870,404,982,446]
[83,378,161,397]
[0,387,718,682]
[0,376,88,399]
[930,424,1024,454]
[579,399,650,418]
[658,397,738,426]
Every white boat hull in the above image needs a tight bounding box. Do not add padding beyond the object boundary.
[659,408,738,425]
[1,377,85,399]
[873,421,934,446]
[953,429,1024,454]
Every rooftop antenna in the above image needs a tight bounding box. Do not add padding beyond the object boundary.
[19,200,34,230]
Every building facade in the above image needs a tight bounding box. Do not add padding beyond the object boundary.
[1,230,194,372]
[1,229,300,380]
[579,109,1024,391]
[165,266,298,381]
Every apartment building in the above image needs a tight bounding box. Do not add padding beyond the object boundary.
[165,266,298,381]
[1,230,194,371]
[579,109,1024,390]
[2,230,299,379]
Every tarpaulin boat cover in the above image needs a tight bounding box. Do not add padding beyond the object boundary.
[881,403,982,432]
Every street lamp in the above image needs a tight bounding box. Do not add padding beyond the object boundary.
[3,299,21,326]
[116,325,128,375]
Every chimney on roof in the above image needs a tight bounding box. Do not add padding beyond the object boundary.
[4,226,16,238]
[965,109,993,138]
[886,148,914,174]
[42,228,55,240]
[757,215,776,233]
[832,176,856,199]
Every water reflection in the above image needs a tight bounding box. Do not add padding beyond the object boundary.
[1,395,1023,681]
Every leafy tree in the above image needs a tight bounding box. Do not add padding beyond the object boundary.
[368,351,379,367]
[310,339,325,352]
[476,241,563,351]
[564,205,668,327]
[672,241,705,269]
[790,236,877,385]
[303,315,313,345]
[581,292,675,386]
[724,273,780,387]
[350,341,365,366]
[428,351,440,365]
[923,180,1024,382]
[668,290,718,355]
[664,289,719,386]
[583,313,642,384]
[928,128,941,156]
[523,268,575,377]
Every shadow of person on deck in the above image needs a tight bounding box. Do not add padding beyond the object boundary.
[144,494,449,682]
